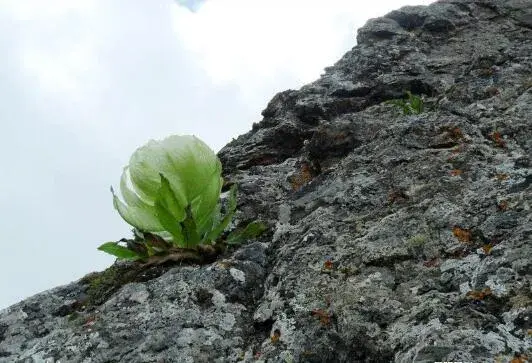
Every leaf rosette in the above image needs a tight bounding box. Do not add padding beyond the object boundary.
[98,135,265,261]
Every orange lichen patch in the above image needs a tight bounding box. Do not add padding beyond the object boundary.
[497,200,509,211]
[450,169,463,176]
[289,162,315,191]
[466,287,492,301]
[494,173,509,181]
[481,243,494,255]
[311,308,332,326]
[510,353,529,363]
[323,259,334,270]
[270,329,281,344]
[490,131,506,148]
[453,226,472,243]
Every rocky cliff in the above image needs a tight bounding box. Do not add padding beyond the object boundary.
[1,0,531,362]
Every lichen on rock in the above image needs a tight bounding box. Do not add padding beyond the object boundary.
[1,0,531,362]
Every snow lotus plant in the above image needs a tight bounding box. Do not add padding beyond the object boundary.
[385,91,424,115]
[98,135,266,261]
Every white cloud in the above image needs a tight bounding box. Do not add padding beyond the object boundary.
[22,42,98,94]
[171,0,356,88]
[171,0,435,98]
[2,0,102,97]
[4,0,97,20]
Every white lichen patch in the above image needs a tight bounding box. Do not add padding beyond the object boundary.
[219,313,236,331]
[459,281,471,295]
[271,312,297,345]
[0,307,28,324]
[254,290,285,322]
[497,318,530,353]
[272,222,292,243]
[211,289,227,307]
[278,203,291,224]
[279,350,295,363]
[229,268,246,283]
[176,328,195,347]
[485,277,507,296]
[253,304,273,322]
[440,253,481,273]
[129,287,150,304]
[201,329,223,346]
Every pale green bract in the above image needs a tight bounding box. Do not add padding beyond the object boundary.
[111,135,223,248]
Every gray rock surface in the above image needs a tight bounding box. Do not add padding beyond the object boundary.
[1,0,531,362]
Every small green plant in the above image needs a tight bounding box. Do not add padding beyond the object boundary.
[386,91,424,115]
[406,234,428,247]
[98,135,266,261]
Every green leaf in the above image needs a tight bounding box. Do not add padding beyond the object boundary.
[406,91,423,114]
[226,221,267,245]
[156,174,185,221]
[226,183,238,212]
[193,175,223,236]
[206,184,237,243]
[180,204,201,248]
[206,202,222,240]
[386,92,424,115]
[412,97,423,113]
[154,199,184,247]
[153,173,187,246]
[97,242,142,260]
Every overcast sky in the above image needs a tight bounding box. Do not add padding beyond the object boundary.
[0,0,435,310]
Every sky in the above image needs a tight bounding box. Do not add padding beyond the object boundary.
[0,0,435,310]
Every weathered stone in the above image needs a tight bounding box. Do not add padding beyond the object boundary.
[1,0,531,362]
